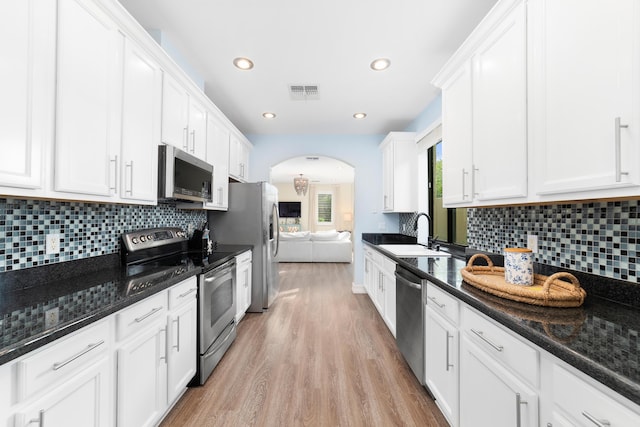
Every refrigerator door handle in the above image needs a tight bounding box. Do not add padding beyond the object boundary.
[272,203,280,256]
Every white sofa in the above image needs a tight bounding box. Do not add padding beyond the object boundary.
[277,230,352,263]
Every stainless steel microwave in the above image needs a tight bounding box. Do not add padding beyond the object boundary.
[158,145,213,203]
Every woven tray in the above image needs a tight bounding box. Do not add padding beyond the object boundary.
[461,253,586,308]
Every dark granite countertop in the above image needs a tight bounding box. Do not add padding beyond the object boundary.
[362,234,640,407]
[0,244,251,365]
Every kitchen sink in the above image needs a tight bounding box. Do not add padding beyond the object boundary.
[378,244,451,258]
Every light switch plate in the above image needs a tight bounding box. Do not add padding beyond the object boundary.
[527,234,538,253]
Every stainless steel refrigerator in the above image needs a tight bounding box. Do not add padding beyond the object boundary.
[208,182,280,312]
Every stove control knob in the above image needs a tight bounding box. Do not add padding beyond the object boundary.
[140,235,146,242]
[132,237,139,244]
[147,234,153,240]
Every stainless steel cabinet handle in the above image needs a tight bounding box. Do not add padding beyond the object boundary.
[462,168,469,199]
[28,410,44,426]
[178,288,197,298]
[582,411,611,427]
[109,155,118,192]
[125,161,133,195]
[445,331,453,371]
[428,296,445,308]
[472,165,479,196]
[134,306,163,323]
[52,340,105,371]
[190,130,196,153]
[383,195,388,210]
[470,328,503,352]
[217,187,223,205]
[615,117,629,182]
[183,127,189,151]
[516,393,527,427]
[159,328,167,362]
[172,318,180,351]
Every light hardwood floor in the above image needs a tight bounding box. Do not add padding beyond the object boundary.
[161,262,448,427]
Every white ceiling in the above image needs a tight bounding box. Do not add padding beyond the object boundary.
[118,0,498,136]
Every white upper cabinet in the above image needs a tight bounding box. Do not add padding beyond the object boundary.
[530,0,640,199]
[434,0,527,207]
[0,0,55,194]
[380,132,418,212]
[54,0,122,198]
[229,133,251,182]
[471,0,527,202]
[161,73,190,152]
[161,74,207,161]
[441,64,473,206]
[206,113,230,210]
[120,38,162,203]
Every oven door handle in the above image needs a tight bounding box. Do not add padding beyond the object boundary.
[203,324,235,358]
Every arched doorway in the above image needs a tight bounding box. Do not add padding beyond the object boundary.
[270,156,355,234]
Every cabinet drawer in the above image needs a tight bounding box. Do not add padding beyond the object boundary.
[461,306,539,387]
[382,257,396,276]
[116,292,166,341]
[553,364,640,426]
[168,276,198,310]
[17,319,110,402]
[235,250,252,265]
[426,283,459,325]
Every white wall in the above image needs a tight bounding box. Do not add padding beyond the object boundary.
[247,134,397,286]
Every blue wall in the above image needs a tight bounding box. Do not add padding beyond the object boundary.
[246,134,395,285]
[404,94,442,133]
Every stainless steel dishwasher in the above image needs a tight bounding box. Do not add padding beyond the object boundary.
[395,264,427,385]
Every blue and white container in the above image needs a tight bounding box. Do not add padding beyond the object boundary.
[504,248,534,286]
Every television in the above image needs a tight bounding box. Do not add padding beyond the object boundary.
[278,201,301,218]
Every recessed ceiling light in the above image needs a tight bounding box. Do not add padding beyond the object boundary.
[370,58,391,71]
[233,57,254,70]
[353,113,367,119]
[262,112,276,119]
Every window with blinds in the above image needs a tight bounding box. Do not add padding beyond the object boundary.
[316,191,333,224]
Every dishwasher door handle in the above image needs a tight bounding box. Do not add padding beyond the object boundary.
[395,272,422,290]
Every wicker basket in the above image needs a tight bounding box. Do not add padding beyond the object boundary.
[461,253,586,308]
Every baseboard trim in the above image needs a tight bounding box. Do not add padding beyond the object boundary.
[352,283,367,294]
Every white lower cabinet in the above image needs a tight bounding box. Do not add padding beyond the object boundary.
[425,283,460,427]
[116,292,167,427]
[167,277,198,406]
[235,250,253,322]
[10,319,112,427]
[363,246,396,337]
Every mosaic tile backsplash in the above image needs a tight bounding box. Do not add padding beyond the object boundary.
[400,200,639,283]
[0,198,206,272]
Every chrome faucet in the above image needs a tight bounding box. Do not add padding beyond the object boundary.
[413,212,432,247]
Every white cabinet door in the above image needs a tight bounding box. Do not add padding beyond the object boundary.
[425,307,459,427]
[460,334,538,427]
[0,0,54,192]
[382,263,396,337]
[530,0,640,196]
[117,325,167,427]
[15,357,111,427]
[187,99,207,160]
[382,142,394,211]
[229,133,250,181]
[120,38,161,203]
[206,114,230,210]
[162,73,190,151]
[167,299,197,405]
[235,252,252,321]
[441,63,473,206]
[472,0,527,201]
[54,0,122,197]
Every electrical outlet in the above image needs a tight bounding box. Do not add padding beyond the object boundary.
[527,234,538,253]
[46,233,60,255]
[45,307,59,329]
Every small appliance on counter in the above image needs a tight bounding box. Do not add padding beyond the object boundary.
[189,222,215,258]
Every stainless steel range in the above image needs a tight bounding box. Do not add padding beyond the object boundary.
[120,227,237,385]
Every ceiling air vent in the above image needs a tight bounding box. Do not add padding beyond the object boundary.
[289,84,320,101]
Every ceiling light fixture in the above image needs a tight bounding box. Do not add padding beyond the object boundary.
[262,112,276,119]
[293,174,309,196]
[370,58,391,71]
[353,113,367,119]
[233,57,254,70]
